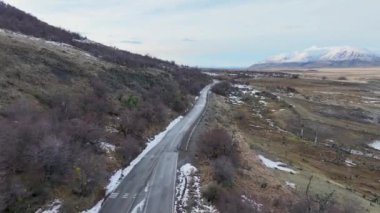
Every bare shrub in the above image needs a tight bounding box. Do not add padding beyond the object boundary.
[213,156,236,186]
[38,135,71,182]
[62,119,105,146]
[118,111,147,138]
[116,135,142,164]
[215,188,258,213]
[337,76,347,80]
[202,181,258,213]
[211,81,232,97]
[2,99,39,121]
[199,128,240,188]
[90,78,109,98]
[201,182,221,202]
[292,74,300,79]
[198,128,239,164]
[233,110,250,126]
[0,96,109,211]
[291,176,345,213]
[73,151,107,196]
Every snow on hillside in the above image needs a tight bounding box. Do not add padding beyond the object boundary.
[258,155,298,174]
[257,46,379,64]
[369,140,380,151]
[0,28,98,61]
[320,46,376,61]
[35,200,61,213]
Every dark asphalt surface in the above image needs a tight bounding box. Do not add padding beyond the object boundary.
[99,84,212,213]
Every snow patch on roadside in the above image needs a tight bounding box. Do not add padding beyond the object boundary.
[241,195,263,211]
[203,72,220,76]
[233,84,260,95]
[227,84,262,105]
[259,100,268,106]
[175,163,218,213]
[344,148,380,160]
[82,116,183,213]
[369,140,380,151]
[131,198,146,213]
[345,159,356,167]
[285,181,296,189]
[106,116,183,194]
[229,95,244,105]
[81,200,103,213]
[105,126,119,133]
[266,119,274,127]
[99,142,116,153]
[258,155,297,174]
[35,199,61,213]
[234,84,252,90]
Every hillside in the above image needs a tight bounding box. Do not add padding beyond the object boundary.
[0,1,179,69]
[249,46,380,70]
[0,2,210,212]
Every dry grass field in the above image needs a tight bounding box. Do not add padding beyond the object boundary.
[290,68,380,82]
[193,69,380,212]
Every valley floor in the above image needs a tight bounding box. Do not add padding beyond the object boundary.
[181,71,380,212]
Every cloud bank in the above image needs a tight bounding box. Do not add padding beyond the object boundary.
[5,0,380,67]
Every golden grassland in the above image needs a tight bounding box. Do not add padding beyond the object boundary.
[290,67,380,82]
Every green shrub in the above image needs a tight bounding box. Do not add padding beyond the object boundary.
[127,95,139,108]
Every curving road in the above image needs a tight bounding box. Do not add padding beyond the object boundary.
[99,83,213,213]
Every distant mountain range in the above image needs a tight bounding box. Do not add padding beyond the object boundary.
[249,46,380,70]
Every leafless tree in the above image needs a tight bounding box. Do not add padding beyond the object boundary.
[198,128,240,165]
[213,156,236,185]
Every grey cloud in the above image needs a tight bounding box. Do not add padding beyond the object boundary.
[120,40,143,44]
[182,38,196,42]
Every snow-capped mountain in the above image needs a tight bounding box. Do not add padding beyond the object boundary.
[249,46,380,70]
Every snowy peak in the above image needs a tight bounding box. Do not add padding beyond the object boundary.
[260,46,378,64]
[250,46,380,69]
[319,47,376,62]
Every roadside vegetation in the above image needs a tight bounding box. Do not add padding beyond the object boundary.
[211,81,232,97]
[198,128,258,213]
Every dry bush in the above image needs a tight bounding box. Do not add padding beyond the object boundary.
[290,176,353,213]
[233,110,250,126]
[337,76,347,80]
[211,81,232,97]
[198,128,240,186]
[198,128,239,164]
[202,182,222,202]
[213,156,236,186]
[0,93,110,211]
[202,184,258,213]
[116,135,142,164]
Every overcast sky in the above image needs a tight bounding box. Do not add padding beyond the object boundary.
[5,0,380,67]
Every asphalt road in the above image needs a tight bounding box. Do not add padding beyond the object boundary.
[99,83,213,213]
